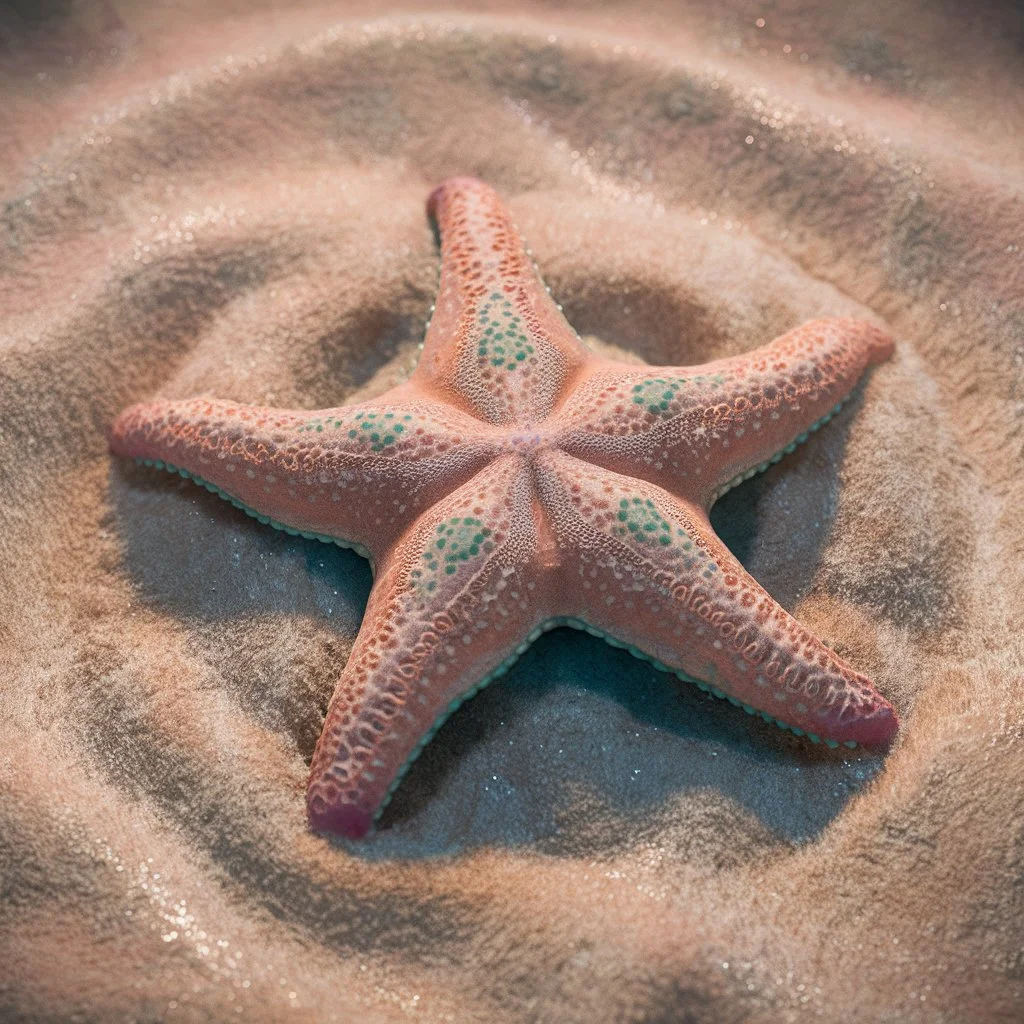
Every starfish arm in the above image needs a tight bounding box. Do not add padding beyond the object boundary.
[414,176,588,426]
[306,454,549,837]
[110,395,502,558]
[557,318,894,504]
[536,451,899,747]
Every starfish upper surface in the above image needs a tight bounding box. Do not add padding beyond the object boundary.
[111,177,898,838]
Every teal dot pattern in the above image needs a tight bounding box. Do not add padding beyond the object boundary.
[629,376,685,417]
[571,369,731,434]
[412,516,496,592]
[475,293,535,372]
[296,409,414,454]
[613,496,675,546]
[606,493,723,584]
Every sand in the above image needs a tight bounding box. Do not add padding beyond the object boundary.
[1,1,1022,1021]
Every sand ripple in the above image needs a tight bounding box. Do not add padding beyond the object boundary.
[1,5,1022,1021]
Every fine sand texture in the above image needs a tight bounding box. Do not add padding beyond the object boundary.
[2,2,1023,1021]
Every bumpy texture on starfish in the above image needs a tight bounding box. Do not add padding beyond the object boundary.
[111,177,899,838]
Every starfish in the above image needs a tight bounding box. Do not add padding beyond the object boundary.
[110,177,899,838]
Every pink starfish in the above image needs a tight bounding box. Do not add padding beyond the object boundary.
[111,177,899,839]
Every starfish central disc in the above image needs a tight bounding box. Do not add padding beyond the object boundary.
[507,430,551,454]
[110,176,899,839]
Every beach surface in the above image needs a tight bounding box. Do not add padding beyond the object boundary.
[1,2,1023,1021]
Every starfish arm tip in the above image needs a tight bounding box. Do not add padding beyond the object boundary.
[426,174,485,218]
[843,698,900,747]
[108,403,144,457]
[855,319,896,365]
[307,794,374,839]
